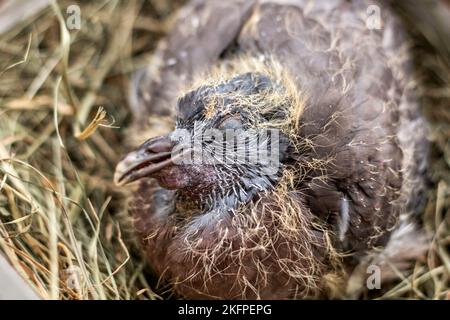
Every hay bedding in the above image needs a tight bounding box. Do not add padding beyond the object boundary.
[0,0,449,300]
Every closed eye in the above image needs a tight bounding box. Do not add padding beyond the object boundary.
[217,116,242,130]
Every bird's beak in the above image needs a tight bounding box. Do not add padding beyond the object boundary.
[114,135,175,186]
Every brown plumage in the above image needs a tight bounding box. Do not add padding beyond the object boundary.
[115,0,430,299]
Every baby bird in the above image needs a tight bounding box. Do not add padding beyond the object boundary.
[115,0,429,299]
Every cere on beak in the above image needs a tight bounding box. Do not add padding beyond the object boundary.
[114,135,174,186]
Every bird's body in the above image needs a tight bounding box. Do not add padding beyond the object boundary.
[116,0,429,299]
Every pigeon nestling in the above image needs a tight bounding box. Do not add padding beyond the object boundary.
[114,0,429,299]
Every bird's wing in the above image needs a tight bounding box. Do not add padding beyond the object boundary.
[235,1,420,252]
[129,0,256,143]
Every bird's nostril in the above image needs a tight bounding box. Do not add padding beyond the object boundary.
[144,136,174,153]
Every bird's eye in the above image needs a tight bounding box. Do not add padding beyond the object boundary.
[218,116,242,130]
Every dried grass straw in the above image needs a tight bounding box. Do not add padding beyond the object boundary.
[0,0,183,300]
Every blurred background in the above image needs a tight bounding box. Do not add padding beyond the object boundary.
[0,0,448,300]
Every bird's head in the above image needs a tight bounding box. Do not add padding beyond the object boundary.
[115,70,302,213]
